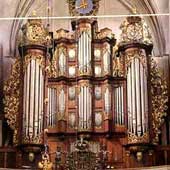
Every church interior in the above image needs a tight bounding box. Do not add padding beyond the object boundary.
[0,0,170,169]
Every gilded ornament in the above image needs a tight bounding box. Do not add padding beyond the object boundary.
[124,49,147,72]
[20,13,50,46]
[150,59,168,144]
[113,56,124,77]
[38,152,53,170]
[128,132,149,144]
[22,134,43,144]
[119,14,152,45]
[97,28,115,40]
[24,54,45,71]
[4,58,21,144]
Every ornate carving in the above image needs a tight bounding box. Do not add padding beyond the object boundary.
[24,54,45,70]
[150,59,168,144]
[128,132,149,144]
[4,58,21,144]
[97,28,115,40]
[95,112,103,128]
[20,13,50,46]
[54,29,74,40]
[124,49,147,69]
[22,135,43,144]
[38,152,53,170]
[113,56,124,77]
[68,112,76,128]
[119,15,152,45]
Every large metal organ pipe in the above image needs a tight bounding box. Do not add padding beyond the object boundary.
[47,88,57,127]
[23,57,44,140]
[78,31,91,74]
[127,57,148,137]
[78,85,92,130]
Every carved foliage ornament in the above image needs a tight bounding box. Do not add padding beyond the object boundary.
[125,49,147,74]
[119,16,152,45]
[128,132,149,144]
[4,58,21,144]
[24,54,45,71]
[20,17,50,46]
[150,59,168,144]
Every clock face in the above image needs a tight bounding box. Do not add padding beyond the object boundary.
[75,0,93,15]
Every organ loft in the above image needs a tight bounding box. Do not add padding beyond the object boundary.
[0,0,169,169]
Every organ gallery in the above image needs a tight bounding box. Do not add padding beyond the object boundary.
[0,0,169,169]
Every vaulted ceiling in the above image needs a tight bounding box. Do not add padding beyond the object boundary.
[0,0,169,57]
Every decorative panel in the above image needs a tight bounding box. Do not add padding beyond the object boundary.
[68,112,76,128]
[68,86,76,100]
[69,66,76,77]
[103,43,111,75]
[94,48,101,60]
[95,112,103,128]
[95,65,101,77]
[68,49,76,60]
[94,86,102,100]
[58,48,66,76]
[104,86,111,114]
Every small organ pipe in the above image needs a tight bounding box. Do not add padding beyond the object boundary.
[121,86,124,124]
[89,87,91,128]
[30,59,35,136]
[131,60,136,135]
[85,86,87,129]
[144,68,148,131]
[34,61,39,136]
[140,63,145,134]
[135,58,141,136]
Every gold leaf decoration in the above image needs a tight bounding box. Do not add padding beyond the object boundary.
[128,132,149,144]
[3,58,21,144]
[150,59,168,144]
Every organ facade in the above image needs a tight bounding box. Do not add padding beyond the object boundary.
[1,2,168,170]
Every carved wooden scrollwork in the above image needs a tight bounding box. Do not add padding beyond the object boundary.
[150,59,168,144]
[4,58,21,144]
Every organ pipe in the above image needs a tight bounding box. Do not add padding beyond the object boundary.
[78,31,91,74]
[23,57,44,141]
[47,88,57,127]
[78,85,91,130]
[114,85,125,126]
[127,56,148,136]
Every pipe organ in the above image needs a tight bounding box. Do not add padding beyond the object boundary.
[2,11,168,170]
